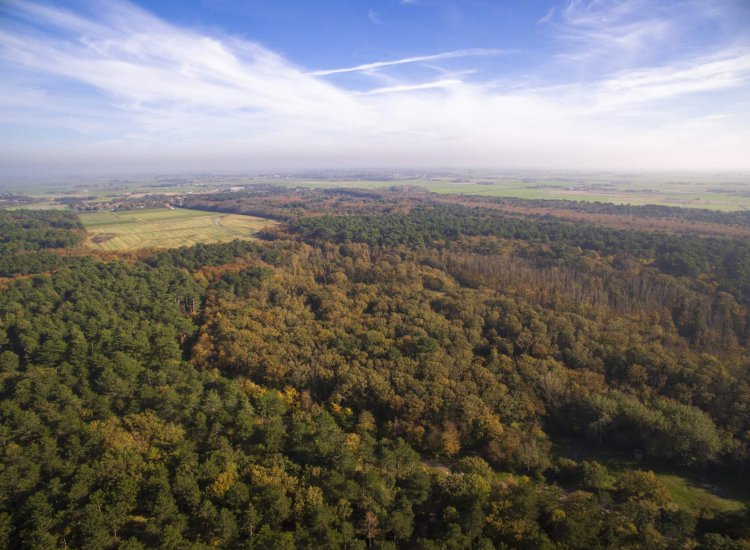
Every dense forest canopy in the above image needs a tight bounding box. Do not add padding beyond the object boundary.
[446,195,750,228]
[0,210,86,277]
[182,186,750,234]
[1,195,750,548]
[289,205,750,305]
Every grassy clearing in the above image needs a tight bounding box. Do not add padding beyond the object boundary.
[5,200,69,211]
[657,474,745,513]
[79,208,276,251]
[554,442,748,513]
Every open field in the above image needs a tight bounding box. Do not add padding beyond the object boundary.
[4,200,70,210]
[79,208,275,251]
[5,171,750,211]
[268,176,750,211]
[167,171,749,211]
[655,474,745,513]
[555,442,749,514]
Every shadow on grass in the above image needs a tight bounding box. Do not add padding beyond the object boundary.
[552,437,749,514]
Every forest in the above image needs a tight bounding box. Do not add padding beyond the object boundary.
[1,195,750,549]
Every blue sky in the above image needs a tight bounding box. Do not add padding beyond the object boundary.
[1,0,749,175]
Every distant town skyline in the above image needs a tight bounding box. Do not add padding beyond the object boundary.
[1,0,749,176]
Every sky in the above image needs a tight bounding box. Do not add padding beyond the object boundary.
[1,0,749,176]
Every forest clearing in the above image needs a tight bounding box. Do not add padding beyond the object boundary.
[79,208,276,251]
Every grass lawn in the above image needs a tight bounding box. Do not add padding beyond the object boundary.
[657,474,745,513]
[554,441,748,514]
[79,208,276,251]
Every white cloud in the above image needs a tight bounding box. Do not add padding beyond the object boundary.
[540,0,675,66]
[593,51,750,108]
[357,79,463,96]
[0,0,749,175]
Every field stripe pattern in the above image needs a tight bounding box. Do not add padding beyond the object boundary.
[79,208,275,251]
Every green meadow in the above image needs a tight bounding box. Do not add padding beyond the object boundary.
[554,442,749,514]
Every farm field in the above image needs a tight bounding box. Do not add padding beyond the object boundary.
[268,177,750,211]
[79,208,275,251]
[5,171,750,211]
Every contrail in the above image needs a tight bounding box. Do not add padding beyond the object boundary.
[310,48,508,76]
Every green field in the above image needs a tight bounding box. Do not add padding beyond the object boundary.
[5,170,750,211]
[263,176,750,211]
[79,208,275,251]
[555,442,749,514]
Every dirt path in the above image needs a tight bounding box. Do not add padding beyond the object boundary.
[422,459,451,474]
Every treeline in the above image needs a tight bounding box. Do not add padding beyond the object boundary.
[468,195,750,227]
[0,194,38,208]
[0,210,84,249]
[181,187,417,222]
[181,186,750,239]
[426,243,748,348]
[143,239,282,271]
[182,191,300,221]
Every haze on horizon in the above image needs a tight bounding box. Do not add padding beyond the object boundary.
[1,0,750,177]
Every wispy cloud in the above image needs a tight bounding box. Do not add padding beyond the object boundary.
[310,48,508,76]
[540,0,675,64]
[357,79,463,96]
[0,0,749,175]
[593,51,750,107]
[541,0,749,71]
